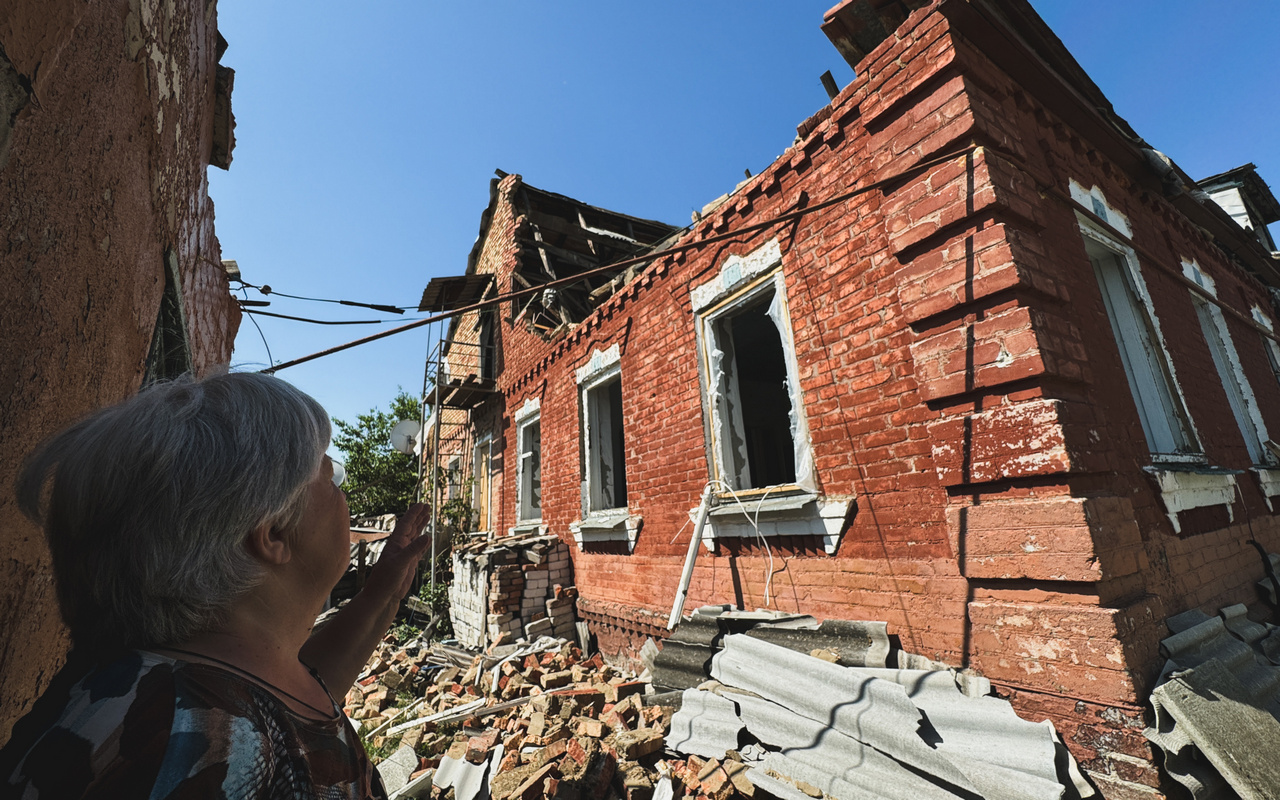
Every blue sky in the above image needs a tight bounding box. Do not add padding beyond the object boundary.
[209,1,1280,430]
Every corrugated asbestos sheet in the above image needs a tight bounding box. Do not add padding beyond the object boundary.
[650,606,892,694]
[1145,600,1280,799]
[668,634,1093,800]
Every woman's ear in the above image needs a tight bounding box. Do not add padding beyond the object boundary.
[244,522,291,566]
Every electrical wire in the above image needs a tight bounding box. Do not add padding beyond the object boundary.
[259,145,981,374]
[239,288,274,366]
[242,309,388,325]
[231,279,412,314]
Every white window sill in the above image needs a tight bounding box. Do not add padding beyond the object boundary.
[509,521,546,536]
[1250,467,1280,512]
[570,511,641,552]
[692,491,852,555]
[1143,466,1241,533]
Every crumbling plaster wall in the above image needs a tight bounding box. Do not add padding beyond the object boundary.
[0,0,239,743]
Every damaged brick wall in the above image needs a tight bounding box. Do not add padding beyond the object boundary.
[0,0,240,743]
[452,2,1280,797]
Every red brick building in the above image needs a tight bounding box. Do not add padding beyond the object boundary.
[445,1,1280,795]
[0,0,240,741]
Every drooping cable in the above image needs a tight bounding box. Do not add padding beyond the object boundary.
[239,287,274,367]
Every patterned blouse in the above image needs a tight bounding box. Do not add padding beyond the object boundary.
[1,650,387,799]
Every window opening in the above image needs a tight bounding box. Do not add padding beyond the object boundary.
[518,416,541,521]
[143,252,192,385]
[479,313,496,381]
[474,436,493,531]
[699,272,813,492]
[1084,234,1199,458]
[1183,263,1269,464]
[716,290,795,488]
[584,375,627,512]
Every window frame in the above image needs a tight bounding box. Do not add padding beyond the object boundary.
[1182,260,1271,466]
[1080,217,1203,464]
[694,269,815,495]
[473,433,494,532]
[514,397,542,524]
[580,366,627,514]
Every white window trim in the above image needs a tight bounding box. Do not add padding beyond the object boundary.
[1252,306,1280,388]
[690,238,839,554]
[572,345,636,549]
[1182,260,1271,465]
[1078,215,1203,463]
[689,491,853,555]
[514,397,542,526]
[692,243,817,491]
[1143,467,1239,534]
[1070,180,1133,239]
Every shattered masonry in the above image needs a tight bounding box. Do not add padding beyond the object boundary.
[434,1,1280,798]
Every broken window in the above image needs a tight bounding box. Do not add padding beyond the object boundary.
[143,252,192,385]
[1184,262,1270,464]
[479,312,496,381]
[1082,226,1201,460]
[517,414,541,522]
[582,371,627,512]
[698,272,814,492]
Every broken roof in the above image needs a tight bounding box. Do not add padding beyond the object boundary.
[463,172,681,340]
[1198,163,1280,227]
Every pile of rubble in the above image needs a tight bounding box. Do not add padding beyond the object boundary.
[348,606,1095,800]
[345,633,688,800]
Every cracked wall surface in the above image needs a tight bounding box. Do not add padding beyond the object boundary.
[0,0,239,743]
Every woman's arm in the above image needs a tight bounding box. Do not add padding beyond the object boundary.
[300,503,433,698]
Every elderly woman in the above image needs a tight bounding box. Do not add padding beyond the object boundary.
[1,372,432,798]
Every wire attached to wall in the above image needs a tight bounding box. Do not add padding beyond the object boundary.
[239,287,274,367]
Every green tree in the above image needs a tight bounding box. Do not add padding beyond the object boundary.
[332,390,422,517]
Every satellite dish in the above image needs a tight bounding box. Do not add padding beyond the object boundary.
[389,419,423,456]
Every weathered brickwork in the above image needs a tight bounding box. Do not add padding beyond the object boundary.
[0,0,240,743]
[449,2,1279,796]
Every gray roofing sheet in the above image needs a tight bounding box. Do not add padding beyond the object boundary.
[1148,658,1280,800]
[708,634,1078,800]
[1158,609,1280,714]
[728,687,973,800]
[666,688,744,759]
[1145,597,1280,799]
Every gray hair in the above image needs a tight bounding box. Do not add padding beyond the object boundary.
[15,372,331,654]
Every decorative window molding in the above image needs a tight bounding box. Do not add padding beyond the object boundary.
[693,242,816,493]
[569,513,642,552]
[1079,216,1202,462]
[1182,260,1271,465]
[687,238,840,551]
[1144,466,1240,534]
[1069,180,1132,239]
[690,492,852,555]
[690,238,784,313]
[1251,468,1280,512]
[574,344,621,385]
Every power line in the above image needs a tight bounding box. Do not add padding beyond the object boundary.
[239,288,274,366]
[261,145,981,374]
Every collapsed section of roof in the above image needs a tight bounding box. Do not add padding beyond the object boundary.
[498,173,681,338]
